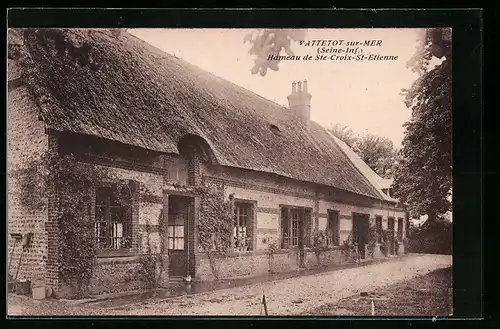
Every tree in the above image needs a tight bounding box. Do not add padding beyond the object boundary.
[328,123,398,179]
[392,28,452,222]
[244,29,307,76]
[355,133,398,179]
[328,123,358,148]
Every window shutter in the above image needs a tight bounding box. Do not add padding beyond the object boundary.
[335,213,340,246]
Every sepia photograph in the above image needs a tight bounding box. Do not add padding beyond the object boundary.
[7,26,453,317]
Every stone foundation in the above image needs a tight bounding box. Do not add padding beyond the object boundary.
[195,248,349,281]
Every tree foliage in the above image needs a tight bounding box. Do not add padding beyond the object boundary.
[328,123,398,179]
[328,123,358,149]
[392,28,452,221]
[407,220,452,255]
[356,134,398,179]
[244,29,307,76]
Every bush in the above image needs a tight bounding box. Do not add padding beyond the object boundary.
[312,230,328,266]
[407,220,452,255]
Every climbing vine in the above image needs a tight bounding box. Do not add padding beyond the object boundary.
[138,220,162,289]
[194,181,234,279]
[366,225,379,259]
[11,150,152,296]
[312,230,328,266]
[263,237,278,273]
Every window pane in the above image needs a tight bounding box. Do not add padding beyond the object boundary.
[113,222,123,238]
[112,237,121,249]
[168,226,174,237]
[174,238,184,250]
[95,186,133,250]
[168,238,174,250]
[175,226,184,237]
[97,222,107,238]
[96,206,105,221]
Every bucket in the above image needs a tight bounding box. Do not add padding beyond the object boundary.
[32,285,46,300]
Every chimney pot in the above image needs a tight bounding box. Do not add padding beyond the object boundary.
[287,79,312,127]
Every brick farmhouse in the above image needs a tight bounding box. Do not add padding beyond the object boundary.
[8,29,407,296]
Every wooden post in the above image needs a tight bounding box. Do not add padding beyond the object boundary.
[262,293,268,316]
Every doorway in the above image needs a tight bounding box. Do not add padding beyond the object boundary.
[387,217,395,255]
[352,213,370,259]
[167,195,194,278]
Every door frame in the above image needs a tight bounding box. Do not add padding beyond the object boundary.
[352,212,370,259]
[387,217,395,255]
[166,194,194,279]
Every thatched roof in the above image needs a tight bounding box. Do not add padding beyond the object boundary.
[14,28,390,201]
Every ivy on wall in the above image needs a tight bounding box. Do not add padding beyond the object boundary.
[194,181,234,279]
[11,150,154,296]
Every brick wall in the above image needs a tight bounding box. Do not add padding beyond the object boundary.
[88,257,145,295]
[9,107,407,294]
[64,149,198,295]
[203,165,405,250]
[7,73,49,285]
[87,165,164,294]
[195,249,347,281]
[193,163,407,280]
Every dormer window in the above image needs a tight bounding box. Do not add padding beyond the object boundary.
[269,124,282,136]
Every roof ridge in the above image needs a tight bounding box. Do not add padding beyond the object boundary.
[326,130,395,202]
[20,28,390,201]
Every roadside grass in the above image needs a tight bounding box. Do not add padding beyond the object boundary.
[303,266,452,316]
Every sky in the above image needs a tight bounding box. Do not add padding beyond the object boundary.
[130,28,429,148]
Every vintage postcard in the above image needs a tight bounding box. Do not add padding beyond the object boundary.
[7,26,454,317]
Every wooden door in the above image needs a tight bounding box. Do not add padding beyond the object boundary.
[387,217,395,255]
[167,195,191,278]
[353,213,369,259]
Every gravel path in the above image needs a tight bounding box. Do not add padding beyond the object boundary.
[104,254,451,316]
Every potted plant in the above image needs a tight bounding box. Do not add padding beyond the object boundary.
[366,226,378,259]
[340,233,353,261]
[235,235,247,251]
[312,230,328,266]
[264,237,278,273]
[394,237,400,255]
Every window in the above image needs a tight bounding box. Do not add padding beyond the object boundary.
[375,216,383,243]
[269,124,282,136]
[168,197,186,250]
[233,202,254,251]
[168,156,189,185]
[168,225,184,250]
[95,186,132,250]
[281,207,311,249]
[397,218,404,240]
[327,210,340,246]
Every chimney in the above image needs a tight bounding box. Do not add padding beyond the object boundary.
[287,80,312,126]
